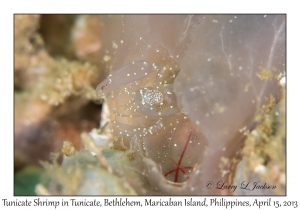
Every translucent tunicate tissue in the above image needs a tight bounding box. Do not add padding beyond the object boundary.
[40,15,285,195]
[94,15,285,195]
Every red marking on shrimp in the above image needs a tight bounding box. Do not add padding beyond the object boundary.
[164,132,194,183]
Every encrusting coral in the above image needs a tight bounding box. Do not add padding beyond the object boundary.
[14,15,102,169]
[231,88,286,195]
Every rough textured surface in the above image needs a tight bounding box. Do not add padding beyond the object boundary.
[14,15,102,169]
[232,88,286,195]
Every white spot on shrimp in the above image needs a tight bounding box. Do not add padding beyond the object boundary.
[143,89,163,105]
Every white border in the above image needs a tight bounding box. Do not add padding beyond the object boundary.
[1,0,299,209]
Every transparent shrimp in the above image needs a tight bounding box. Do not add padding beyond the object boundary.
[96,60,207,182]
[96,60,180,139]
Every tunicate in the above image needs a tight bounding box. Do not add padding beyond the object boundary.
[96,60,181,138]
[96,61,152,97]
[96,58,207,183]
[95,14,285,193]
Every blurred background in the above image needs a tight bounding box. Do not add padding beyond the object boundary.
[14,15,106,195]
